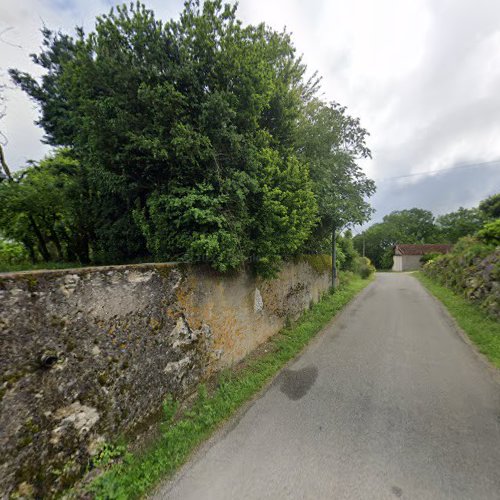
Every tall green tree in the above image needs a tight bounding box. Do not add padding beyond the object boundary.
[296,99,375,285]
[353,222,398,269]
[435,207,484,243]
[382,208,436,242]
[479,193,500,220]
[9,1,373,275]
[10,1,321,273]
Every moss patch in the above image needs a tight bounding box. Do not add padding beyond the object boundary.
[298,254,332,274]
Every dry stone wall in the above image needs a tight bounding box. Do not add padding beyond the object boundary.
[423,243,500,320]
[0,257,331,498]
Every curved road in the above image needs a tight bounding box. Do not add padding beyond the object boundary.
[154,273,500,500]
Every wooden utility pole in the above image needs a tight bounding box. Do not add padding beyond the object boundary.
[331,226,337,291]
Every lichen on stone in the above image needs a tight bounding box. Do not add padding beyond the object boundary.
[0,259,329,497]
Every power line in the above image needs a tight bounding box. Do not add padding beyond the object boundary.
[376,159,500,182]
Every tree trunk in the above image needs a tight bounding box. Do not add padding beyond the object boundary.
[29,215,51,262]
[57,223,78,262]
[24,241,37,264]
[48,224,64,261]
[78,236,90,265]
[0,144,12,180]
[73,233,90,265]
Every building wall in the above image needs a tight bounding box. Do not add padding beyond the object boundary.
[393,254,423,271]
[401,255,424,271]
[0,257,331,497]
[392,255,403,272]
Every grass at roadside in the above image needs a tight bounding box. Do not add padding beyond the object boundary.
[87,276,372,499]
[415,272,500,369]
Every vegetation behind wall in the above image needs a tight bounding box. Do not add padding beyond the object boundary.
[2,0,374,277]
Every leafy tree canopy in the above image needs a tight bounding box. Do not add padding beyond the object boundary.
[0,149,91,264]
[479,193,500,220]
[296,99,375,244]
[435,207,484,243]
[7,0,374,275]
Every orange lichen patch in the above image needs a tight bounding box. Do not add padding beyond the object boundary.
[171,260,331,371]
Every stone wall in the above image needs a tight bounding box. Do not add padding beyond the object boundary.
[423,242,499,319]
[0,257,331,498]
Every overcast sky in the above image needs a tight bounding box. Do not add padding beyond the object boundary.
[1,0,500,225]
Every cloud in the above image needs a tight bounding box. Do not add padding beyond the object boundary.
[1,0,499,219]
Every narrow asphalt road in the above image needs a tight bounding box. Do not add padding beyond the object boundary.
[153,273,500,500]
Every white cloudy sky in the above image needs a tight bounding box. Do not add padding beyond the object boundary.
[1,0,500,223]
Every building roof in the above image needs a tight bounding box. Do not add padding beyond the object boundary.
[394,244,453,256]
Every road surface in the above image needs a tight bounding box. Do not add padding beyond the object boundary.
[153,273,500,499]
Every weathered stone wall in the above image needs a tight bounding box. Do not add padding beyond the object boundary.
[0,257,331,498]
[423,243,500,319]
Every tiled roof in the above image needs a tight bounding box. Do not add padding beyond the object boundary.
[394,244,453,256]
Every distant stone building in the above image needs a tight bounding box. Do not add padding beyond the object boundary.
[392,244,452,272]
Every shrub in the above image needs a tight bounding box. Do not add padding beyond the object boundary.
[338,270,355,288]
[337,233,358,272]
[420,252,440,264]
[0,239,30,266]
[357,256,376,279]
[477,219,500,246]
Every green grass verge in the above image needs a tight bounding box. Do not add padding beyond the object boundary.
[87,275,372,499]
[415,272,500,369]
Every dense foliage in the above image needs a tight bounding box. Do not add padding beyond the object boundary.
[296,100,375,245]
[335,230,374,278]
[3,0,374,275]
[435,207,485,243]
[0,149,91,264]
[478,193,500,219]
[0,239,29,266]
[477,219,500,246]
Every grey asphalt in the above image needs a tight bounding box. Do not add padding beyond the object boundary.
[153,273,500,500]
